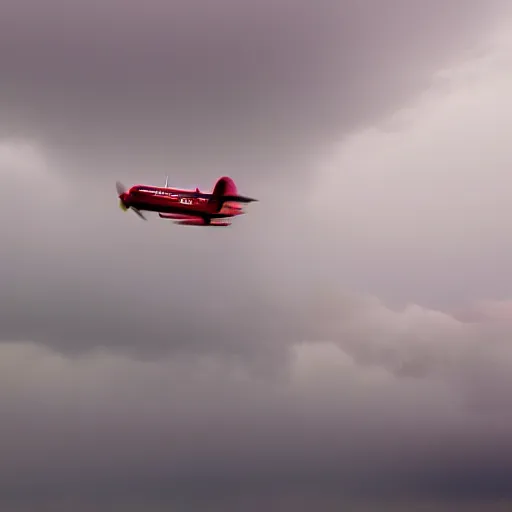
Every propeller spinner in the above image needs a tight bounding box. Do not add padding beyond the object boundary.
[116,181,146,220]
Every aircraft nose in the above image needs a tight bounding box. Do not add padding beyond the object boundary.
[118,192,131,209]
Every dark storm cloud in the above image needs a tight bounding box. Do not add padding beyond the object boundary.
[0,0,508,182]
[1,297,512,509]
[2,1,512,510]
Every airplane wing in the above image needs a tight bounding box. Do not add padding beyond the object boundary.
[176,192,258,203]
[158,213,201,220]
[174,219,231,227]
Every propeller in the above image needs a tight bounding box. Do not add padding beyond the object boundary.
[131,208,147,220]
[116,181,147,220]
[116,181,126,196]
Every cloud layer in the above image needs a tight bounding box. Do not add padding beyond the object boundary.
[1,295,512,510]
[3,0,512,509]
[0,0,509,180]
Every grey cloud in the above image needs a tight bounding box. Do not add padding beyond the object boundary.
[1,0,511,365]
[0,0,509,183]
[3,1,512,509]
[1,141,307,359]
[1,296,512,508]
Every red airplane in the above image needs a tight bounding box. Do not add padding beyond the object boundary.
[116,176,257,226]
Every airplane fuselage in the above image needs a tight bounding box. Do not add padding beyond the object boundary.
[121,185,245,220]
[116,176,255,226]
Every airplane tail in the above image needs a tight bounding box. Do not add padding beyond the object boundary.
[211,176,238,199]
[209,176,257,212]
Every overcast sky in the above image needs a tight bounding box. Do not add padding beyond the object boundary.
[2,0,512,510]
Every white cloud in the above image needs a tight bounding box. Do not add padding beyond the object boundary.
[0,138,48,174]
[310,24,512,305]
[0,138,73,271]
